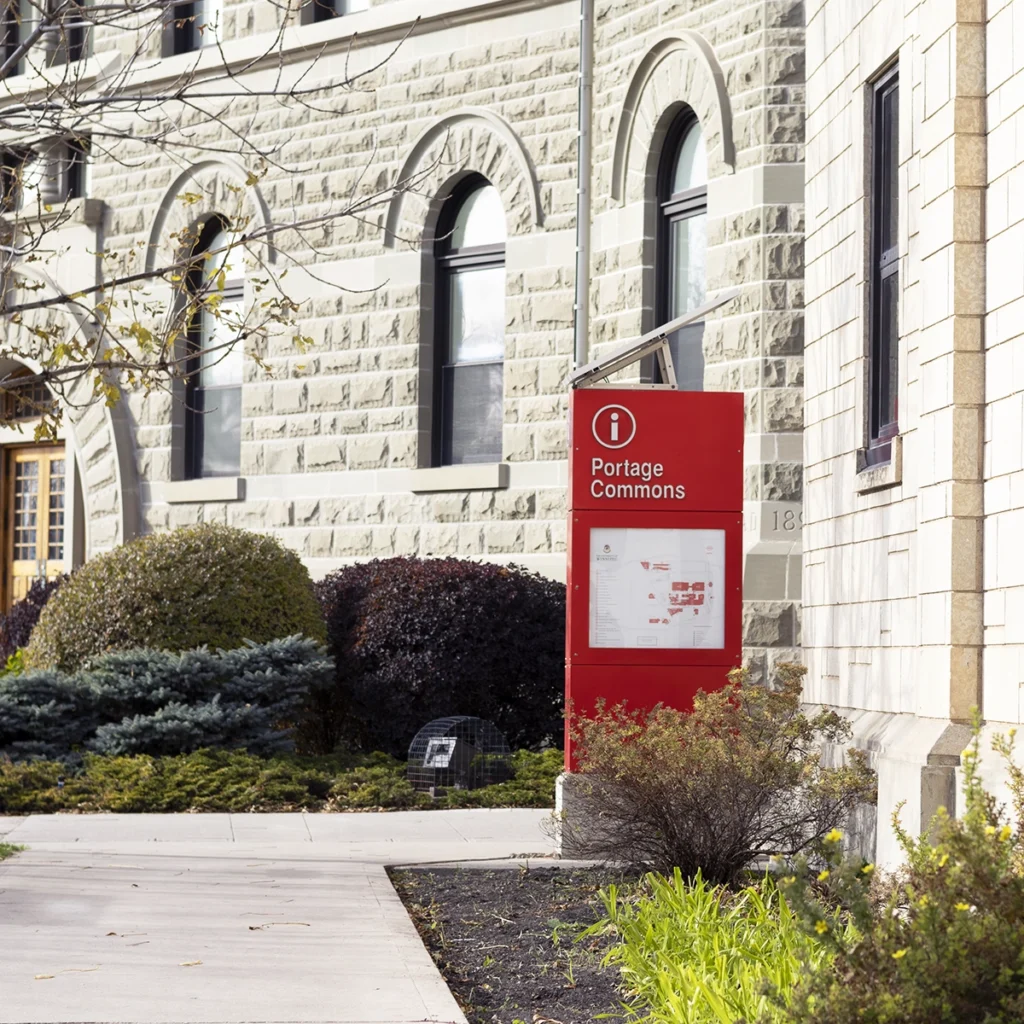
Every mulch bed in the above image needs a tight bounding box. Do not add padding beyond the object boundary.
[390,866,637,1024]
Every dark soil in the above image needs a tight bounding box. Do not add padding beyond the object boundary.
[390,866,636,1024]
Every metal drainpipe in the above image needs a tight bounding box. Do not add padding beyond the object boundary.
[572,0,593,369]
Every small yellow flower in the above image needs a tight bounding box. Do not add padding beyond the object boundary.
[825,829,844,844]
[814,920,829,934]
[782,876,796,885]
[862,863,875,874]
[955,902,971,911]
[999,825,1013,842]
[1010,728,1018,739]
[817,869,830,882]
[986,826,998,836]
[892,949,908,960]
[937,853,949,868]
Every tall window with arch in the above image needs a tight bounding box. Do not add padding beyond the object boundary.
[656,112,708,390]
[185,219,244,479]
[433,177,506,466]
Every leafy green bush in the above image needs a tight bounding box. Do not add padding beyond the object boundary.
[0,636,331,759]
[781,718,1024,1024]
[593,870,847,1024]
[26,524,326,672]
[0,747,559,813]
[564,665,876,883]
[315,557,565,757]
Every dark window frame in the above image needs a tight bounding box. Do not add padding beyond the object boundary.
[162,1,203,57]
[301,0,338,24]
[432,174,506,468]
[51,1,88,64]
[865,65,900,467]
[64,135,88,200]
[0,148,26,212]
[653,110,708,389]
[184,217,243,480]
[2,0,25,74]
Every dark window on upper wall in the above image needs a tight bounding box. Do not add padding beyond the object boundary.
[2,0,34,74]
[50,1,88,64]
[866,66,900,465]
[0,148,27,211]
[162,1,210,56]
[64,136,89,199]
[185,219,244,479]
[301,0,337,23]
[433,176,506,467]
[656,111,708,391]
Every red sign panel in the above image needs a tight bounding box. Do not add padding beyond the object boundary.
[570,389,744,513]
[564,388,745,771]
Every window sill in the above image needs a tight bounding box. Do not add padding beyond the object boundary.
[164,477,245,503]
[855,435,902,495]
[21,197,106,227]
[407,463,510,493]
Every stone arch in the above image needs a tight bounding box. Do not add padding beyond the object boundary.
[4,265,140,555]
[145,159,274,272]
[611,33,736,206]
[383,108,543,249]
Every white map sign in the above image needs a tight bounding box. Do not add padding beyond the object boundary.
[589,527,726,650]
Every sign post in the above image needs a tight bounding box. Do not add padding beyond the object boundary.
[564,293,744,769]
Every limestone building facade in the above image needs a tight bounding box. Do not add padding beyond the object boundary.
[802,0,1024,862]
[9,0,806,674]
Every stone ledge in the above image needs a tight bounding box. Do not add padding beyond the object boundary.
[854,434,903,495]
[163,477,245,504]
[406,463,510,493]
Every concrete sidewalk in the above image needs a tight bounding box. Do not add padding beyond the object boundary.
[0,810,555,1024]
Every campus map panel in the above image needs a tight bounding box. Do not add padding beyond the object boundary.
[589,527,726,650]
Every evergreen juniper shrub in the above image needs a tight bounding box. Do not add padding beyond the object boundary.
[25,524,326,671]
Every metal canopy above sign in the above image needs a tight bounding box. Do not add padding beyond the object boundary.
[568,288,741,391]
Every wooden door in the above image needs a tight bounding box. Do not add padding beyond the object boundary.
[6,446,66,606]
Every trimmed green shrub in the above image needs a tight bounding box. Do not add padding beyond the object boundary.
[25,524,326,672]
[315,557,565,757]
[592,870,848,1024]
[0,636,331,759]
[781,716,1024,1024]
[563,665,876,883]
[0,576,65,661]
[0,747,560,813]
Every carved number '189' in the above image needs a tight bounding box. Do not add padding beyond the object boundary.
[773,510,802,532]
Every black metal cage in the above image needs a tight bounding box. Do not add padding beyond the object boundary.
[407,716,512,795]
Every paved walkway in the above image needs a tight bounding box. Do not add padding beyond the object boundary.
[0,810,555,1024]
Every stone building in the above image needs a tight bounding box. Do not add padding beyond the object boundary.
[802,0,1024,862]
[5,0,805,674]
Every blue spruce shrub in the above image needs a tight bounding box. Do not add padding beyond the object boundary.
[0,636,332,760]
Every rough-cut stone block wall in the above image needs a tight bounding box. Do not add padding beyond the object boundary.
[589,0,806,679]
[40,0,807,629]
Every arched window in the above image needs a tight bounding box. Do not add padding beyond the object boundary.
[657,114,708,390]
[434,178,506,466]
[185,219,243,479]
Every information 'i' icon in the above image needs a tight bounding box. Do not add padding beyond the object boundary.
[610,412,619,443]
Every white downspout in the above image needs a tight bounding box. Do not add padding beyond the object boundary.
[573,0,593,368]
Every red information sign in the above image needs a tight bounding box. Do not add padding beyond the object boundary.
[564,388,745,768]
